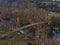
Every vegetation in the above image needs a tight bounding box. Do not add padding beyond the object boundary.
[0,1,60,45]
[16,33,25,39]
[0,27,8,34]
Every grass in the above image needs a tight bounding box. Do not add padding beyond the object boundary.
[16,33,25,39]
[0,40,18,45]
[0,27,25,45]
[0,40,8,45]
[0,27,8,34]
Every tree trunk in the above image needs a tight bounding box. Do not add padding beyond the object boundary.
[16,17,20,28]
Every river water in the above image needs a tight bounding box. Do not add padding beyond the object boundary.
[0,22,60,41]
[0,22,27,34]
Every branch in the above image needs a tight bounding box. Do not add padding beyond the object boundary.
[0,22,44,39]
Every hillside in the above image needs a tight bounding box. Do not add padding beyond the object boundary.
[0,0,60,45]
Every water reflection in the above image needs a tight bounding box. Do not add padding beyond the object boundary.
[52,30,60,41]
[56,34,60,41]
[0,22,27,34]
[0,22,60,41]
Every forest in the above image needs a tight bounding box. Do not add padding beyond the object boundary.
[0,1,60,45]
